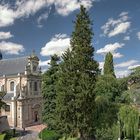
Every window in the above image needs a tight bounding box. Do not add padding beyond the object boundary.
[10,81,14,91]
[1,85,4,91]
[33,66,37,72]
[5,105,10,112]
[34,82,38,91]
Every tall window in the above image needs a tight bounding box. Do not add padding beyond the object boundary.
[10,81,14,91]
[5,105,10,112]
[34,82,38,91]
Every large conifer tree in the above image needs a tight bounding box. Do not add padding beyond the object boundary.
[104,52,115,77]
[55,6,99,138]
[42,54,60,129]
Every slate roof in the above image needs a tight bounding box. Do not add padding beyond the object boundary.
[0,56,28,76]
[3,93,14,101]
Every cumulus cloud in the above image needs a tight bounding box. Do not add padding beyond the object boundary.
[0,0,95,27]
[0,41,24,55]
[0,31,13,40]
[40,33,70,56]
[39,60,51,67]
[115,60,138,68]
[115,69,130,78]
[99,62,104,69]
[101,11,131,37]
[128,64,140,70]
[137,32,140,40]
[0,4,16,27]
[96,42,124,58]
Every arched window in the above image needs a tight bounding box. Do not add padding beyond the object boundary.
[10,81,15,91]
[34,82,38,91]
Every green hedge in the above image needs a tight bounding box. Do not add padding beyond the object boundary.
[39,129,61,140]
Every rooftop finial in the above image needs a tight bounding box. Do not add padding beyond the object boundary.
[31,49,36,57]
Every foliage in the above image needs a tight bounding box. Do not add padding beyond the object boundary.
[94,75,120,102]
[95,123,119,140]
[94,96,119,128]
[59,137,79,140]
[118,105,139,139]
[42,54,60,129]
[136,133,140,140]
[104,52,115,77]
[55,5,99,138]
[39,129,61,140]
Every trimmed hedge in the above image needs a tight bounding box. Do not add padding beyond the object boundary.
[39,129,61,140]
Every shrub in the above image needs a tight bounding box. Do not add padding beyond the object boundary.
[39,129,61,140]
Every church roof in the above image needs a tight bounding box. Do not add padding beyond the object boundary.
[3,93,14,101]
[0,56,28,76]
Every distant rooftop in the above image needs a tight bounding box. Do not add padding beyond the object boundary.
[0,56,28,76]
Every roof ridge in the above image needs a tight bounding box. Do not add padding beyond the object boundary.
[0,56,28,61]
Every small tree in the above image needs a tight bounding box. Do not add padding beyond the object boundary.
[42,54,60,129]
[118,105,139,140]
[104,52,115,77]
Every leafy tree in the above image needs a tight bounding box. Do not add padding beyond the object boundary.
[55,5,99,139]
[104,52,115,77]
[94,75,120,102]
[118,105,139,140]
[42,54,60,129]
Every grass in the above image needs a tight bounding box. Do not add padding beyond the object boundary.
[39,129,61,140]
[0,134,6,140]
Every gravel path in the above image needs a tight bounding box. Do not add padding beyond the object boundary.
[16,124,46,140]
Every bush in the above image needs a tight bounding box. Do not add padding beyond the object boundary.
[39,129,61,140]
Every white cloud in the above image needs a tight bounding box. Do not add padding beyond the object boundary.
[128,64,140,70]
[113,52,123,58]
[96,42,124,58]
[40,33,70,56]
[39,60,51,67]
[99,62,104,69]
[108,22,130,37]
[0,0,95,27]
[115,70,130,78]
[124,36,130,41]
[137,32,140,40]
[0,31,13,40]
[0,41,24,55]
[0,5,16,27]
[115,60,138,68]
[101,11,131,37]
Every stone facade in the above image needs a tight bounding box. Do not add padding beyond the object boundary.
[0,52,42,128]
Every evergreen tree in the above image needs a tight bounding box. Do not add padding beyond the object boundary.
[55,6,99,139]
[104,52,115,77]
[42,54,60,129]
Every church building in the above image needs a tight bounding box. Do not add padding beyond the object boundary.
[0,51,42,128]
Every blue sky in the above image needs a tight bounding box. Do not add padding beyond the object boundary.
[0,0,140,77]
